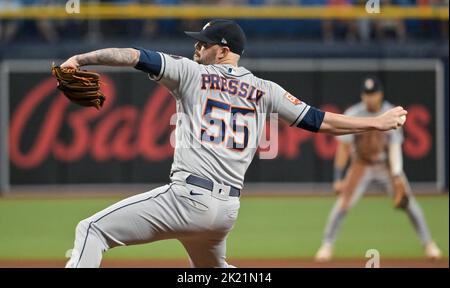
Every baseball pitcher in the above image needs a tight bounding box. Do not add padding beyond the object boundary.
[61,20,408,268]
[315,76,442,262]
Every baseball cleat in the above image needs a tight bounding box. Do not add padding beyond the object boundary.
[425,241,442,260]
[314,243,333,262]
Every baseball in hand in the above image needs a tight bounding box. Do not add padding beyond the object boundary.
[399,115,406,126]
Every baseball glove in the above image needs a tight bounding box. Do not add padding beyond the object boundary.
[51,65,105,110]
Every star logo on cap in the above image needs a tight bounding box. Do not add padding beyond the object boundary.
[365,79,375,90]
[221,38,228,44]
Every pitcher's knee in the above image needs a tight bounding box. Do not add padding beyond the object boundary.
[76,219,108,245]
[75,219,105,245]
[75,218,93,237]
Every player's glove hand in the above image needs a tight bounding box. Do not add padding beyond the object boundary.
[51,65,105,110]
[393,175,409,209]
[333,180,344,195]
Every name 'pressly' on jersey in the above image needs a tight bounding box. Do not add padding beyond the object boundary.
[135,50,325,189]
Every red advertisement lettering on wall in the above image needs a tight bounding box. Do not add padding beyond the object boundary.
[403,105,432,159]
[10,76,176,169]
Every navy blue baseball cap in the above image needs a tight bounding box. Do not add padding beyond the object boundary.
[185,19,247,55]
[361,76,383,94]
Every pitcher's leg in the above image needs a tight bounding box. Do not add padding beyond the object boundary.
[65,218,109,268]
[66,184,175,268]
[179,233,230,268]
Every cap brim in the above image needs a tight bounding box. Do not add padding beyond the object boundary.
[184,31,216,44]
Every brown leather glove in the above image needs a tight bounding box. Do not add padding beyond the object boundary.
[52,65,105,110]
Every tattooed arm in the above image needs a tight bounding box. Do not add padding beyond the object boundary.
[60,48,140,69]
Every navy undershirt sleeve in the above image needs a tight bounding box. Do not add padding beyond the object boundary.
[133,48,162,77]
[297,106,325,132]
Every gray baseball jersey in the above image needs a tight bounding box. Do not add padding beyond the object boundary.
[152,52,315,189]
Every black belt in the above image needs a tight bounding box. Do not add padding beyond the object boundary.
[186,175,240,197]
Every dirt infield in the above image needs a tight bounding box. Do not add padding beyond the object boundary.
[0,258,447,268]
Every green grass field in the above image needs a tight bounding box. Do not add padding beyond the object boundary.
[0,195,447,260]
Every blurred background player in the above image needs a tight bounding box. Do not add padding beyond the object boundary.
[314,76,442,262]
